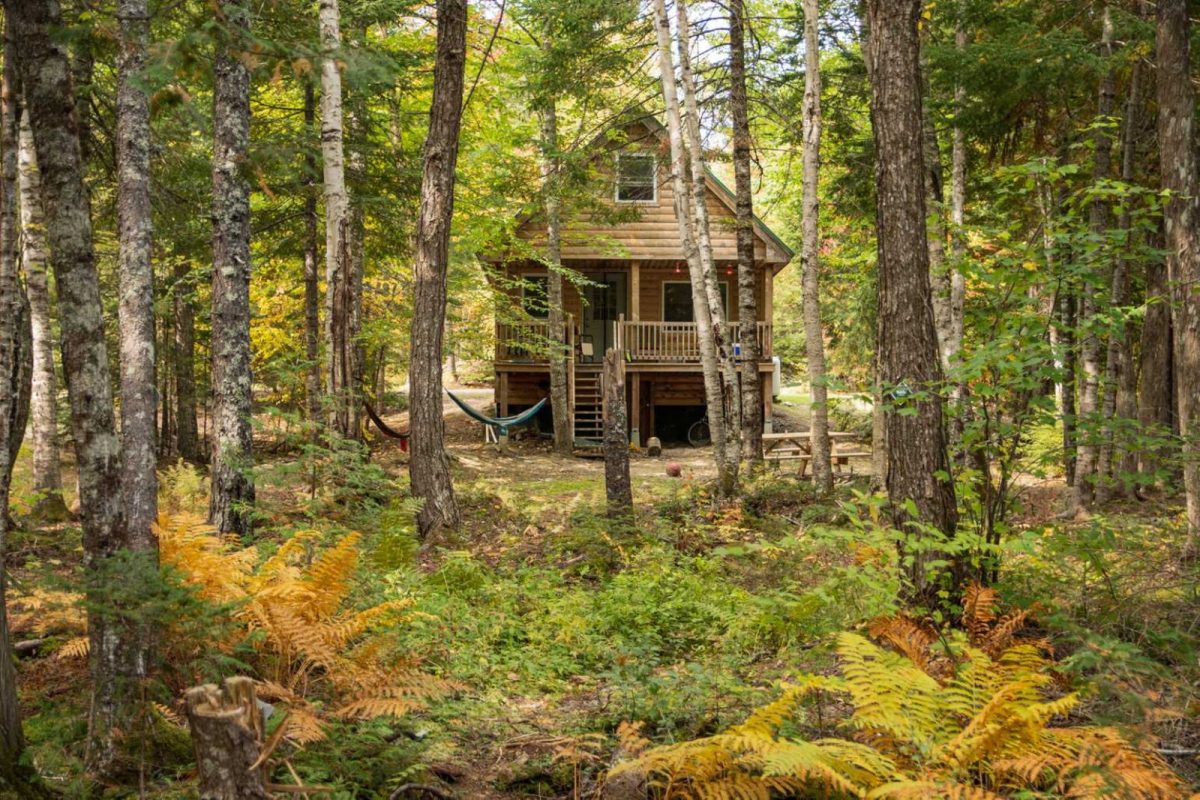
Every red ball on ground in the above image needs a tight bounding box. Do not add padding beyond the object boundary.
[665,463,682,477]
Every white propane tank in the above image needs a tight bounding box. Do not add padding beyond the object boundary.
[772,356,782,399]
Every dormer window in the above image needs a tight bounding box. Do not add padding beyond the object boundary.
[615,153,656,203]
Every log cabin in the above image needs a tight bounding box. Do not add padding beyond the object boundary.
[485,116,793,447]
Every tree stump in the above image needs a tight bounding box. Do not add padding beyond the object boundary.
[603,349,633,520]
[185,677,268,800]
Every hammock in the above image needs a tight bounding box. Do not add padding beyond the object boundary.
[363,400,409,452]
[446,391,548,440]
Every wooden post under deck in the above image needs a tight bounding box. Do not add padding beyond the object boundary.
[630,376,641,447]
[498,371,509,416]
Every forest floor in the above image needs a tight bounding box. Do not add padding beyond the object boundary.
[5,391,1200,798]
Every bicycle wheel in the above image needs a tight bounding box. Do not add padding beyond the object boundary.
[687,419,711,447]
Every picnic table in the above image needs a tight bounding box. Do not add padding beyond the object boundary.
[762,431,871,476]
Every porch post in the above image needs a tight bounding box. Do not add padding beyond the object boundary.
[630,376,641,447]
[630,260,641,321]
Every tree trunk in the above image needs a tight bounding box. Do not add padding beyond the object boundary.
[8,0,130,776]
[922,76,951,364]
[1139,245,1174,477]
[208,0,256,536]
[1097,58,1142,502]
[946,16,968,443]
[603,349,632,520]
[409,0,466,537]
[865,0,959,603]
[16,107,66,518]
[0,20,32,788]
[1070,5,1116,513]
[173,259,200,462]
[303,83,322,427]
[730,0,763,464]
[538,88,572,455]
[675,0,741,494]
[319,0,356,440]
[1156,0,1200,553]
[184,678,268,800]
[651,0,734,499]
[799,0,832,494]
[117,0,158,549]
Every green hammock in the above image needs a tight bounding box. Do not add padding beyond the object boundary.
[446,391,548,440]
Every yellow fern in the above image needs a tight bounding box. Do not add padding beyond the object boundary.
[613,589,1192,800]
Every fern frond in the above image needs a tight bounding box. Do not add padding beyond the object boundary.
[55,636,89,660]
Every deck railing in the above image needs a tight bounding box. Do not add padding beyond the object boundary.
[615,317,772,362]
[496,316,771,364]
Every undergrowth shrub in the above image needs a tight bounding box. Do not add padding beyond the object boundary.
[613,585,1194,799]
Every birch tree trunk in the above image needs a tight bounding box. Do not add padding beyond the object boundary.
[676,0,742,488]
[866,0,959,603]
[319,0,356,440]
[730,0,763,464]
[116,0,158,551]
[173,259,199,462]
[304,83,322,427]
[1156,0,1200,553]
[1070,5,1115,513]
[539,89,572,455]
[409,0,466,537]
[922,80,952,363]
[8,0,129,775]
[799,0,832,493]
[947,19,967,412]
[0,21,33,787]
[209,0,256,536]
[650,0,733,498]
[16,108,66,518]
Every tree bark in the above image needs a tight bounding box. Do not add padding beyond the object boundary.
[1070,5,1116,513]
[0,19,32,787]
[16,107,66,518]
[1139,243,1174,477]
[922,77,951,364]
[116,0,158,549]
[730,0,763,464]
[651,0,735,499]
[946,16,968,445]
[303,83,322,427]
[538,88,572,455]
[675,0,741,494]
[799,0,832,493]
[866,0,959,602]
[1156,0,1200,552]
[173,259,200,462]
[209,0,256,536]
[184,678,268,800]
[7,0,131,776]
[603,349,632,520]
[319,0,356,440]
[409,0,466,537]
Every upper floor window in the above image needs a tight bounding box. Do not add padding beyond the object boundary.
[615,153,656,203]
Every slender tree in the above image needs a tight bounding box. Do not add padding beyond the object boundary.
[651,0,732,497]
[0,18,33,789]
[209,0,256,536]
[799,0,832,493]
[676,0,743,488]
[116,0,158,550]
[7,0,131,774]
[173,259,199,461]
[538,82,573,455]
[319,0,357,439]
[730,0,763,464]
[16,108,66,518]
[1156,0,1200,553]
[1070,5,1116,513]
[409,0,467,537]
[304,83,322,427]
[866,0,959,602]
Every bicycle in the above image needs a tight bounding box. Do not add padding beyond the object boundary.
[687,414,711,447]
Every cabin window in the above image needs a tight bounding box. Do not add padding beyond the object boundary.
[521,275,549,318]
[662,281,728,322]
[615,153,656,203]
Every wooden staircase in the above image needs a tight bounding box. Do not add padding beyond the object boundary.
[571,364,604,447]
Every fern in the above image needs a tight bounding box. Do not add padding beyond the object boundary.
[613,588,1193,800]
